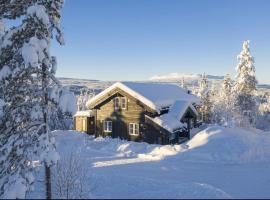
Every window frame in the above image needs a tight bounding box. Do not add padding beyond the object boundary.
[121,97,127,110]
[129,123,139,136]
[114,97,120,110]
[103,120,112,132]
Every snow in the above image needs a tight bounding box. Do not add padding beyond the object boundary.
[170,100,198,120]
[59,88,77,115]
[27,5,50,26]
[0,20,4,35]
[88,82,200,112]
[145,100,197,133]
[74,110,93,117]
[22,37,48,68]
[146,114,186,133]
[0,99,4,118]
[0,65,11,80]
[28,126,270,198]
[150,73,201,82]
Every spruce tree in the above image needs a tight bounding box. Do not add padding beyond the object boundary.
[233,40,258,127]
[0,1,65,198]
[197,73,212,123]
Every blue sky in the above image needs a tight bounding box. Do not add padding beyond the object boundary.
[52,0,270,83]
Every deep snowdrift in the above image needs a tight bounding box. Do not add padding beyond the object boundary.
[28,126,270,199]
[182,126,270,163]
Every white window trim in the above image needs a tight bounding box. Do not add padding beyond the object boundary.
[103,120,112,132]
[114,97,128,110]
[129,123,139,136]
[121,97,127,109]
[114,97,120,110]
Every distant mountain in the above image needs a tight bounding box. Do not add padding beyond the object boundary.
[149,73,270,91]
[150,73,224,83]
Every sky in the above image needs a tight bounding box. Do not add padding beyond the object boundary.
[52,0,270,84]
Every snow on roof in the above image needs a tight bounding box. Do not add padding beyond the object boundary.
[146,114,186,133]
[169,100,198,120]
[88,82,200,112]
[74,110,93,117]
[146,100,198,133]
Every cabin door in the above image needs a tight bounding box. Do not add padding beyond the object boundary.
[113,120,126,139]
[88,117,95,134]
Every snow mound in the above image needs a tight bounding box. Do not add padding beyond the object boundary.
[182,126,270,164]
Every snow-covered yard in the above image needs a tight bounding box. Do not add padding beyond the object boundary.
[28,126,270,199]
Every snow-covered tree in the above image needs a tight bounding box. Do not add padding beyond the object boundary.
[179,77,187,90]
[77,89,95,111]
[0,1,67,198]
[211,74,233,126]
[197,73,212,123]
[233,40,258,127]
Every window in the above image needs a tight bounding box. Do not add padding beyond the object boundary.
[114,97,120,110]
[114,97,127,110]
[82,119,86,131]
[129,123,139,135]
[103,121,112,132]
[121,97,127,109]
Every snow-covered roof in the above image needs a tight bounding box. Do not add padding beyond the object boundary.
[146,114,186,133]
[169,100,198,120]
[88,82,200,112]
[74,110,93,117]
[146,100,197,133]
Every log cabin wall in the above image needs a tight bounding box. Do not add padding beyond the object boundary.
[74,116,95,135]
[94,88,167,143]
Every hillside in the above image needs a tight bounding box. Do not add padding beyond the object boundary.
[27,126,270,199]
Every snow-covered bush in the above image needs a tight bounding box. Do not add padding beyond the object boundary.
[53,151,91,199]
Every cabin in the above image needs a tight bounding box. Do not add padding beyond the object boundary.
[74,82,200,145]
[73,110,95,134]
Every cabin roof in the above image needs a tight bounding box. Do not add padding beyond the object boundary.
[87,81,200,113]
[74,110,93,117]
[146,100,198,133]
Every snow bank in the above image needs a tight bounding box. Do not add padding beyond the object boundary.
[28,127,270,199]
[182,126,270,164]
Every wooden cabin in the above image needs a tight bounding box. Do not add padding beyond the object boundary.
[73,110,95,134]
[76,82,200,145]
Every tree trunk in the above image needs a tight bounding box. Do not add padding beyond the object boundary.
[42,64,52,199]
[45,165,52,199]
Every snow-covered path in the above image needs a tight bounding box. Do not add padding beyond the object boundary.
[28,126,270,199]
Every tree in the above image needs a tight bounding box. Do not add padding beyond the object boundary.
[233,40,258,127]
[179,77,187,90]
[77,89,95,111]
[0,1,65,198]
[197,73,212,123]
[211,74,233,126]
[221,74,233,125]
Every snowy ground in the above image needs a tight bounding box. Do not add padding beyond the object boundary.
[28,126,270,199]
